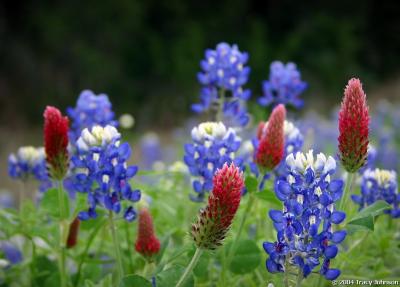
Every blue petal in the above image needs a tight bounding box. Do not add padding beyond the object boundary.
[78,211,90,220]
[129,189,141,202]
[126,166,138,178]
[277,180,292,195]
[329,180,343,193]
[269,210,283,223]
[325,269,341,280]
[118,142,131,160]
[331,231,347,243]
[263,242,275,254]
[124,207,137,222]
[324,245,338,259]
[266,258,279,273]
[193,181,203,193]
[331,211,346,224]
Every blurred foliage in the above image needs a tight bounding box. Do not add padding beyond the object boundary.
[0,0,399,127]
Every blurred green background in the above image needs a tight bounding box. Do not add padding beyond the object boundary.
[0,0,399,129]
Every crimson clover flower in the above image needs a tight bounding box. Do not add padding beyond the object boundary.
[255,104,286,171]
[191,163,244,250]
[338,78,369,173]
[43,106,69,180]
[135,208,161,259]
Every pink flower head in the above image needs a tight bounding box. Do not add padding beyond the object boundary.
[191,163,244,250]
[338,78,369,173]
[255,104,286,171]
[135,208,160,259]
[43,106,69,180]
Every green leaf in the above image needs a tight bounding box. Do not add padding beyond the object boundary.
[229,239,261,274]
[347,215,374,231]
[74,191,88,217]
[155,235,170,264]
[156,265,194,287]
[84,274,113,287]
[347,200,391,231]
[353,200,391,219]
[254,189,281,207]
[245,176,258,193]
[193,251,210,279]
[119,275,152,287]
[41,188,70,219]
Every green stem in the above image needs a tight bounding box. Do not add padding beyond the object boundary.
[296,268,303,287]
[74,219,106,287]
[30,238,37,283]
[109,211,124,284]
[18,180,27,212]
[284,269,290,287]
[216,88,225,122]
[124,221,134,274]
[57,180,67,287]
[176,248,203,287]
[338,172,355,211]
[226,193,255,263]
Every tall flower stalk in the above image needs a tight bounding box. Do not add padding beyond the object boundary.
[263,151,346,285]
[338,78,369,210]
[192,43,251,127]
[176,163,244,287]
[238,104,286,242]
[43,106,69,287]
[65,124,140,284]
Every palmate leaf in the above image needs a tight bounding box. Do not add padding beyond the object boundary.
[119,275,152,287]
[245,176,258,193]
[347,200,391,231]
[156,265,194,287]
[229,239,261,274]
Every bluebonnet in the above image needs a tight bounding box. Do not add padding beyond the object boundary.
[258,61,307,109]
[139,132,162,170]
[183,122,243,201]
[352,168,400,218]
[67,90,118,142]
[369,101,399,170]
[8,146,52,192]
[359,145,377,173]
[65,125,140,222]
[192,43,251,127]
[263,150,346,280]
[0,242,23,265]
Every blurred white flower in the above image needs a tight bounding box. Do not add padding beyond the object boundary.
[119,113,135,129]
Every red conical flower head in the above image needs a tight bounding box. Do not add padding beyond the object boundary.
[135,208,160,259]
[191,163,244,250]
[66,217,80,249]
[255,104,286,171]
[338,78,369,173]
[43,106,69,180]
